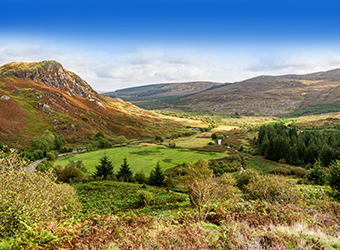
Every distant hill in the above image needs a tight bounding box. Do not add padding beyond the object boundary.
[111,69,340,116]
[0,61,188,147]
[104,81,222,101]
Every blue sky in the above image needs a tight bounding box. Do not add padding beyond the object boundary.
[1,0,340,91]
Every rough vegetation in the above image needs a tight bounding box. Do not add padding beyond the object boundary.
[0,61,192,148]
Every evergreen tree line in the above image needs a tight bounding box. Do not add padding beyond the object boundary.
[257,123,340,167]
[93,155,165,187]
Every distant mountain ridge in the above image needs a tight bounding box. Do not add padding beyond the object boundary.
[111,68,340,116]
[0,61,188,147]
[104,81,222,101]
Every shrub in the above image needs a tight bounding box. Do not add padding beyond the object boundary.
[329,160,340,192]
[270,167,291,176]
[235,169,258,191]
[58,165,82,183]
[136,190,153,206]
[307,160,327,185]
[46,152,56,161]
[244,173,299,202]
[33,149,44,160]
[0,149,81,237]
[292,167,306,178]
[134,171,147,184]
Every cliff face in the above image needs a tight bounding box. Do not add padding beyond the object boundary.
[0,60,97,99]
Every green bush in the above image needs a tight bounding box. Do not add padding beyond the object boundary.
[46,152,56,161]
[244,173,298,203]
[292,167,306,178]
[0,149,81,237]
[270,167,291,176]
[235,169,258,191]
[136,190,153,206]
[58,165,82,183]
[307,160,327,185]
[329,160,340,192]
[33,149,44,160]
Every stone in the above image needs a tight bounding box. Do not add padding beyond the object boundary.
[0,95,10,101]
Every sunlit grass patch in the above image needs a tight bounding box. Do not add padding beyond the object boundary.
[55,145,227,175]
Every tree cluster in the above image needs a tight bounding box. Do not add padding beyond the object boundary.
[257,123,340,167]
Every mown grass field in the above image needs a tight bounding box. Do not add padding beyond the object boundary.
[55,145,227,175]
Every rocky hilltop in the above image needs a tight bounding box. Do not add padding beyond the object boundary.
[0,61,187,147]
[0,60,97,99]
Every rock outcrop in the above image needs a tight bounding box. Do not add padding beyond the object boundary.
[0,60,97,99]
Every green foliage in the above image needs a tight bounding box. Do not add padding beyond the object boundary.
[93,154,114,179]
[235,169,258,191]
[0,149,81,237]
[57,165,81,183]
[73,181,186,216]
[185,158,240,220]
[33,149,44,160]
[54,134,66,150]
[115,135,128,145]
[209,160,239,176]
[270,167,291,176]
[211,133,218,140]
[329,160,340,192]
[243,172,299,202]
[116,157,133,182]
[30,137,50,154]
[0,140,3,150]
[136,190,153,206]
[257,122,340,167]
[95,131,104,138]
[86,143,93,151]
[307,160,327,185]
[93,136,111,149]
[46,152,55,161]
[59,146,73,153]
[148,161,165,187]
[36,160,53,172]
[291,166,307,178]
[155,135,162,141]
[134,171,147,184]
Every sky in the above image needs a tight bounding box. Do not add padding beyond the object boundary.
[1,0,340,91]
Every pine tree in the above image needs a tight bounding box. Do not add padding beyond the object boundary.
[94,154,114,179]
[148,161,165,187]
[116,157,133,182]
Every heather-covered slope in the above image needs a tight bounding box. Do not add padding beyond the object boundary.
[0,61,188,147]
[168,68,340,116]
[105,81,222,101]
[112,68,340,116]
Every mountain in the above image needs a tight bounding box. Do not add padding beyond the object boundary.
[114,68,340,116]
[0,61,188,147]
[105,81,222,100]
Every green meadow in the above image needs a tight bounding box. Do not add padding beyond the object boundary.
[55,145,227,175]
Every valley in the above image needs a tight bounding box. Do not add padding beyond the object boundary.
[1,61,340,249]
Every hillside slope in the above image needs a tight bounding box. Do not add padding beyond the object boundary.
[130,69,340,116]
[105,81,222,101]
[0,61,189,147]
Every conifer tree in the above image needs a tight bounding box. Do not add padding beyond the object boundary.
[94,154,114,179]
[148,161,165,187]
[117,157,133,182]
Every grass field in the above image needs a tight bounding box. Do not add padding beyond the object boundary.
[55,145,227,175]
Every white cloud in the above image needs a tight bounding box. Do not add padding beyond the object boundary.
[2,40,340,92]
